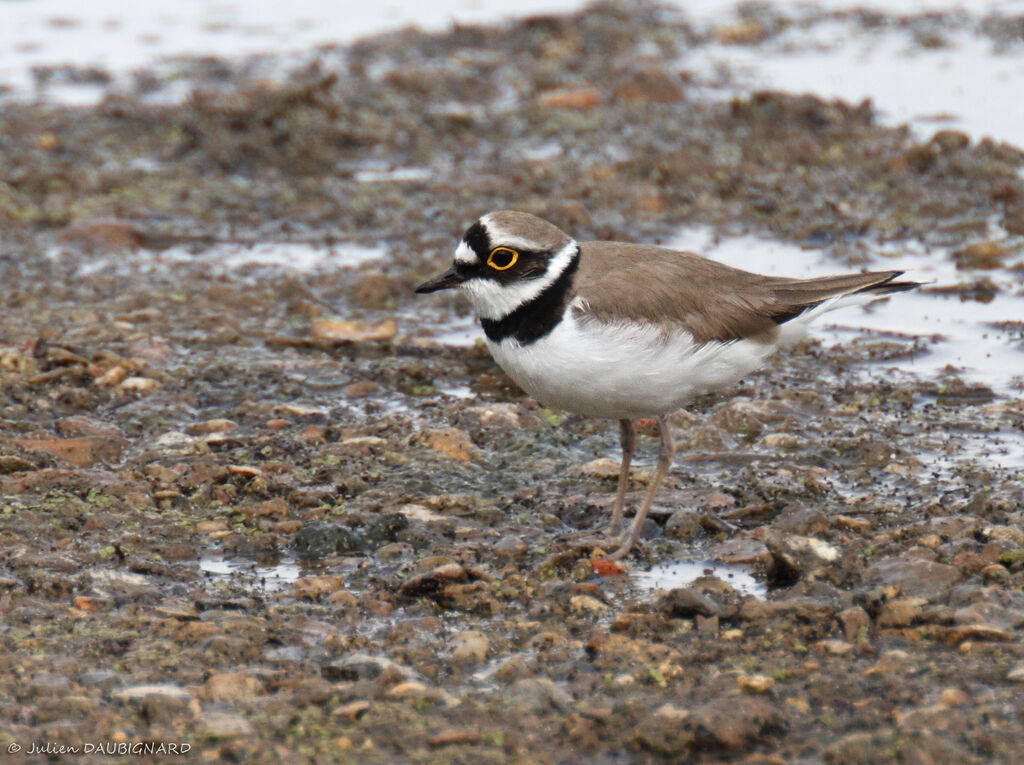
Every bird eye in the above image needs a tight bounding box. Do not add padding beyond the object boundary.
[487,247,518,271]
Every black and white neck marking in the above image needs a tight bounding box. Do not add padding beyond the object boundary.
[478,240,580,344]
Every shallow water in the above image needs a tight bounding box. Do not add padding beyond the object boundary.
[633,559,767,599]
[199,553,302,592]
[671,226,1024,396]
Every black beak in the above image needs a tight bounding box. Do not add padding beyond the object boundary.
[415,266,465,294]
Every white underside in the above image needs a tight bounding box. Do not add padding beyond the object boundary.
[486,313,766,419]
[483,291,878,419]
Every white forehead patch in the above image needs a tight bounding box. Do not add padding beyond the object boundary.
[454,240,478,266]
[480,215,543,253]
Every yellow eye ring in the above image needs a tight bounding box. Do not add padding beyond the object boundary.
[486,247,519,271]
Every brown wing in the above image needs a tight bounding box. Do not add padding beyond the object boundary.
[572,241,916,344]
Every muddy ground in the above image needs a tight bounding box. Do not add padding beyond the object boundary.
[2,2,1024,763]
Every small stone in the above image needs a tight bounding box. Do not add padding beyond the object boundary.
[939,624,1014,645]
[708,535,771,565]
[737,673,774,694]
[197,520,229,533]
[328,589,359,607]
[332,700,371,721]
[450,630,489,663]
[761,433,798,449]
[980,564,1010,584]
[665,509,703,541]
[493,534,528,560]
[200,711,255,739]
[119,376,161,394]
[464,403,521,429]
[862,555,962,599]
[9,435,125,467]
[877,597,926,628]
[322,653,419,683]
[815,639,854,655]
[398,563,469,598]
[201,673,265,702]
[186,418,237,434]
[427,728,476,748]
[423,427,477,462]
[838,606,871,643]
[763,531,839,585]
[577,458,621,479]
[344,381,379,397]
[834,515,872,533]
[311,317,397,342]
[1006,664,1024,682]
[293,575,346,600]
[570,594,608,615]
[866,650,914,676]
[537,87,602,110]
[939,687,970,707]
[294,521,362,560]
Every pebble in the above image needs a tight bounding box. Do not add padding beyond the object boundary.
[815,639,855,655]
[862,555,962,599]
[877,597,926,628]
[397,563,468,598]
[449,630,489,663]
[201,711,256,739]
[464,403,522,429]
[322,654,419,683]
[665,509,703,541]
[311,317,397,342]
[570,594,608,616]
[422,427,478,462]
[493,534,528,560]
[536,87,602,110]
[201,673,265,702]
[737,673,774,694]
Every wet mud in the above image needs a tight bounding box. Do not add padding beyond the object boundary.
[2,3,1024,763]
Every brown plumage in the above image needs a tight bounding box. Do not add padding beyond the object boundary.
[571,241,918,344]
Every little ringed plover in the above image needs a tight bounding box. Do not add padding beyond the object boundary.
[416,211,919,560]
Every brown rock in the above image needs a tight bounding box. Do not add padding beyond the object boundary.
[186,418,238,435]
[862,556,962,599]
[343,381,379,397]
[201,672,265,702]
[877,598,926,628]
[311,317,397,342]
[449,630,489,664]
[423,427,477,462]
[537,87,602,110]
[398,563,469,598]
[9,435,125,467]
[838,606,871,643]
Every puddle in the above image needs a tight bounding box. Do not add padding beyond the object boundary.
[354,166,434,183]
[0,0,583,101]
[670,226,1024,397]
[634,559,767,599]
[687,19,1024,146]
[200,553,302,593]
[61,240,385,278]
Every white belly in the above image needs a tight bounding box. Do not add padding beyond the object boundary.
[486,313,779,419]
